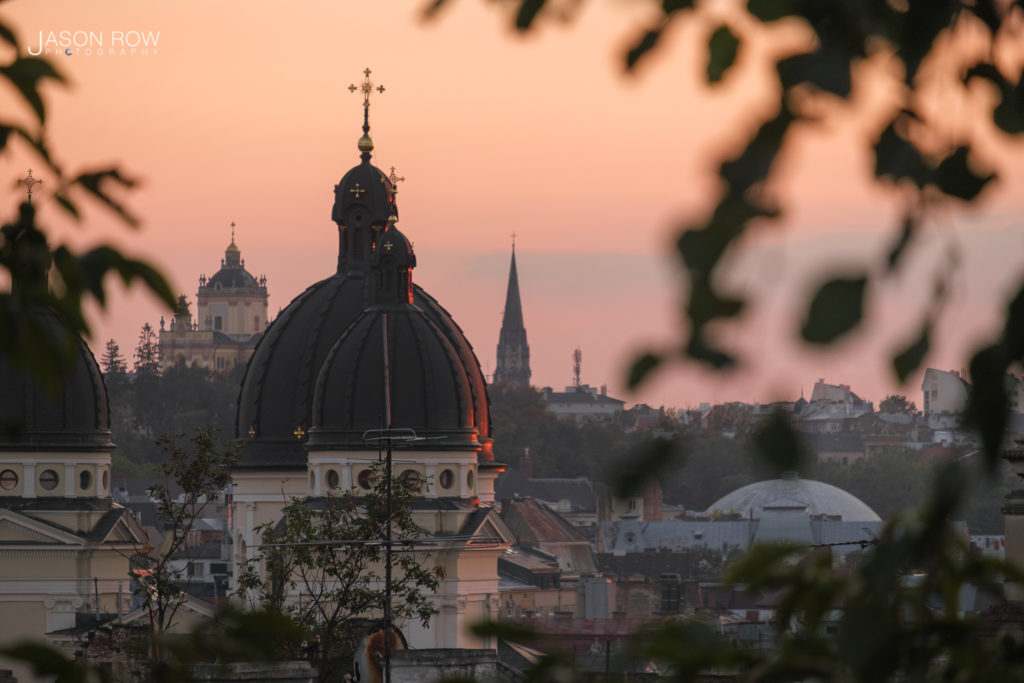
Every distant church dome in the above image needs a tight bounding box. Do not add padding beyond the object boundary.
[0,311,111,451]
[206,236,260,291]
[706,473,880,522]
[235,118,489,469]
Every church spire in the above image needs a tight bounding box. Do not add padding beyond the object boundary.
[494,239,531,387]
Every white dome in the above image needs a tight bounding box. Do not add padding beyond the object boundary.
[706,475,880,522]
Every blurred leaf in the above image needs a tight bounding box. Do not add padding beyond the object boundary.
[626,28,661,71]
[687,333,736,369]
[892,319,930,382]
[777,42,852,98]
[751,410,808,476]
[72,168,140,227]
[965,344,1008,467]
[0,57,65,123]
[627,350,662,389]
[886,213,915,272]
[515,0,544,31]
[663,0,694,12]
[801,275,867,344]
[706,25,739,84]
[688,282,745,328]
[0,641,88,683]
[0,20,17,47]
[932,145,995,201]
[470,619,539,642]
[719,105,794,193]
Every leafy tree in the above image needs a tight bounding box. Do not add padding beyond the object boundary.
[100,338,128,375]
[879,394,917,414]
[236,461,439,682]
[134,429,238,643]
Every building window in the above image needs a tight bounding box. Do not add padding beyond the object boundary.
[39,469,59,491]
[254,316,259,331]
[214,316,223,330]
[102,470,108,491]
[400,469,421,492]
[327,469,340,489]
[80,470,92,491]
[217,357,225,370]
[439,469,454,490]
[466,469,475,491]
[357,469,375,490]
[0,470,17,490]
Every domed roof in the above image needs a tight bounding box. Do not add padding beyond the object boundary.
[235,278,489,468]
[205,239,261,291]
[332,159,396,230]
[309,303,479,449]
[0,311,111,451]
[706,474,880,522]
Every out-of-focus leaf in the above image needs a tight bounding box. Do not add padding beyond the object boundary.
[966,0,1004,35]
[899,0,958,85]
[887,213,915,272]
[626,28,661,71]
[515,0,545,31]
[0,20,17,47]
[0,57,65,123]
[687,333,736,369]
[627,351,661,390]
[801,275,867,344]
[719,105,794,193]
[72,168,140,227]
[932,145,995,201]
[892,320,930,382]
[688,283,745,328]
[751,410,808,476]
[777,41,852,98]
[965,344,1008,467]
[470,619,539,642]
[663,0,694,12]
[0,641,88,683]
[706,25,739,84]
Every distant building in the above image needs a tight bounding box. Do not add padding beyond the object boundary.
[493,244,531,387]
[541,384,625,422]
[921,368,970,415]
[798,379,874,433]
[158,232,268,372]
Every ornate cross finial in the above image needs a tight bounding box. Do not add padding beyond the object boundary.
[388,166,405,191]
[230,221,236,243]
[348,67,385,109]
[511,232,517,250]
[19,169,42,203]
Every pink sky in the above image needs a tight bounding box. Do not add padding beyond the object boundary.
[4,1,1024,410]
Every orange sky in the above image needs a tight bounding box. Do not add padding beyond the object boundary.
[4,0,1024,410]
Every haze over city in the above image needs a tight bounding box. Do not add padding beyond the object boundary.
[4,0,1024,408]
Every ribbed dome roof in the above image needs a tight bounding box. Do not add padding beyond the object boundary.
[706,475,880,522]
[207,267,258,290]
[309,303,479,449]
[0,311,111,451]
[236,278,489,468]
[332,160,396,230]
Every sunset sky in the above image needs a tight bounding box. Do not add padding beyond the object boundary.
[4,1,1024,411]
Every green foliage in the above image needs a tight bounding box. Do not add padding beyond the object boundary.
[878,394,916,414]
[100,338,127,375]
[135,429,238,638]
[236,461,439,682]
[0,19,175,394]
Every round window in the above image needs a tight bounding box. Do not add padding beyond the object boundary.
[400,469,421,492]
[467,469,475,491]
[439,469,454,490]
[327,469,340,489]
[0,470,17,491]
[79,470,92,491]
[357,469,376,490]
[39,469,59,491]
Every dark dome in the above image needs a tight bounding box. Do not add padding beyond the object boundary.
[373,224,415,269]
[332,159,396,230]
[235,276,490,468]
[0,311,111,451]
[309,302,479,450]
[207,267,259,290]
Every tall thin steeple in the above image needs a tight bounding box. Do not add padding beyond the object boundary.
[494,238,531,387]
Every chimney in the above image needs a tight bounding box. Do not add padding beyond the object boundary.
[519,447,533,477]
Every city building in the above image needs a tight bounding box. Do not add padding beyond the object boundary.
[541,384,625,422]
[921,368,970,416]
[157,231,268,373]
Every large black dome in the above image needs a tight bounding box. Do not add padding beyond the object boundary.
[309,302,479,450]
[0,312,111,451]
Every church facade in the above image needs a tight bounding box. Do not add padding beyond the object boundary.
[229,71,512,651]
[158,232,268,373]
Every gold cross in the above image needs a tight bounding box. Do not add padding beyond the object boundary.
[389,166,405,191]
[384,241,394,251]
[348,67,385,109]
[19,169,42,203]
[293,426,306,440]
[350,183,365,198]
[248,425,256,438]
